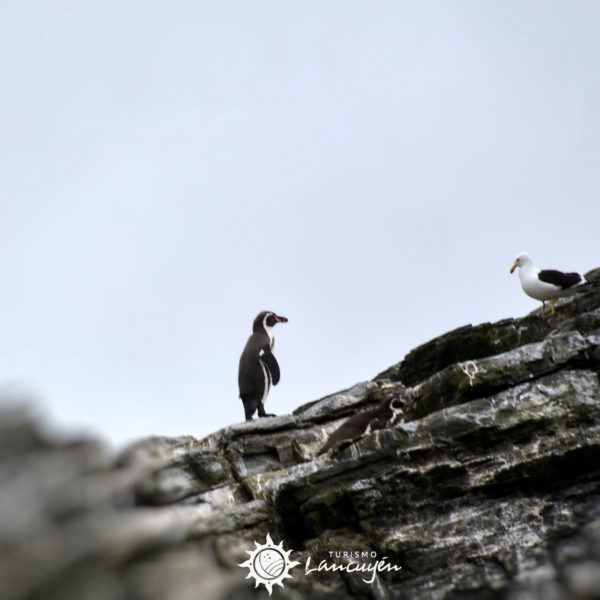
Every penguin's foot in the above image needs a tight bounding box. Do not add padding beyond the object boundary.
[257,403,275,418]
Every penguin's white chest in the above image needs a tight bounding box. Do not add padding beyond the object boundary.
[258,349,272,404]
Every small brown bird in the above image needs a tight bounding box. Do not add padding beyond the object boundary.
[318,397,405,455]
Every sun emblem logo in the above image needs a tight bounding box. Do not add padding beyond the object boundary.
[238,533,300,595]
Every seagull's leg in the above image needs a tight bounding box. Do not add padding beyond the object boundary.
[541,301,546,318]
[551,298,556,315]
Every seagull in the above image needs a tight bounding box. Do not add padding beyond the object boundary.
[510,252,583,317]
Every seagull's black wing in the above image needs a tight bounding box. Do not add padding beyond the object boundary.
[538,269,582,290]
[259,346,281,385]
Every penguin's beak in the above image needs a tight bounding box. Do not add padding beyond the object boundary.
[510,263,517,274]
[391,397,406,409]
[274,315,288,323]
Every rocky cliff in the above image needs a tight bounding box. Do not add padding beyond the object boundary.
[2,269,600,600]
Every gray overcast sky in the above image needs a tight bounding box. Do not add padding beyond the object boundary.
[1,1,599,447]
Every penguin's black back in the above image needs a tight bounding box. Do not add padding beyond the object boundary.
[318,398,404,455]
[238,330,271,399]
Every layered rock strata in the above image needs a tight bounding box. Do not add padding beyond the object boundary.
[1,268,599,599]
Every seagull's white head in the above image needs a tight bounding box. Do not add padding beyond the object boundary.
[510,252,532,274]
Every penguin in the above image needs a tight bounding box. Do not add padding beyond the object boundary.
[238,311,288,421]
[318,396,405,455]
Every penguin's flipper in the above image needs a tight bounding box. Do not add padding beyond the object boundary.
[259,347,281,385]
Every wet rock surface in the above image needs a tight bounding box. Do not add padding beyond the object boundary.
[1,271,599,599]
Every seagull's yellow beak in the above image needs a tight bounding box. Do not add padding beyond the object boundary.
[510,264,517,274]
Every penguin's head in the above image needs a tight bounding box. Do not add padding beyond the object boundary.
[253,311,288,334]
[389,396,405,425]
